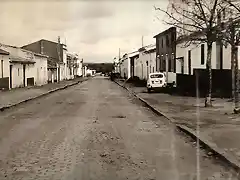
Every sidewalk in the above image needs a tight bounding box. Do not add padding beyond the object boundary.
[0,77,88,110]
[116,79,240,169]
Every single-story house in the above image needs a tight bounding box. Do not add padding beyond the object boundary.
[135,44,156,80]
[0,43,48,89]
[0,49,10,90]
[119,51,139,79]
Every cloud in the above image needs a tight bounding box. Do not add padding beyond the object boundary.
[0,0,168,63]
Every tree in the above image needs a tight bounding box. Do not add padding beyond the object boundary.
[155,0,225,107]
[221,0,240,113]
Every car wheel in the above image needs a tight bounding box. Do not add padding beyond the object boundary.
[147,88,151,93]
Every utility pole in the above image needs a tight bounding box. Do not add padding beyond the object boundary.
[142,36,144,47]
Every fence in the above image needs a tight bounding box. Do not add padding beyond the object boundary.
[176,69,232,98]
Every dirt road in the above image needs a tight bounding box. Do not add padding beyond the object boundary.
[0,77,238,179]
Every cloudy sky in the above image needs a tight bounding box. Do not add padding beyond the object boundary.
[0,0,169,63]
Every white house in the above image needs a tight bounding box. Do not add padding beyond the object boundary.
[0,49,10,90]
[34,54,48,86]
[135,44,156,80]
[119,51,139,79]
[67,53,83,79]
[82,66,88,77]
[119,54,128,79]
[176,39,240,75]
[0,43,48,89]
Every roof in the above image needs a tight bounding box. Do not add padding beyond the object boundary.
[145,44,156,52]
[9,56,35,64]
[175,17,240,45]
[138,44,156,53]
[0,43,48,58]
[0,49,9,55]
[153,27,176,38]
[128,51,139,58]
[33,53,48,58]
[40,39,67,47]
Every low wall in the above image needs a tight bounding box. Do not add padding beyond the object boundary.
[176,69,232,98]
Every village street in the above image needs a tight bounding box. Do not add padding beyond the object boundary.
[0,76,238,180]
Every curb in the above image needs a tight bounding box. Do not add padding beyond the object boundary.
[0,79,88,112]
[114,80,240,173]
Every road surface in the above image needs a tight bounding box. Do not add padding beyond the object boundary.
[0,77,238,180]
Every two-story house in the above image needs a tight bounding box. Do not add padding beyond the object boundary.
[154,27,177,83]
[22,39,68,83]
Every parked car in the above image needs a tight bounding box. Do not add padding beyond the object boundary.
[147,72,167,92]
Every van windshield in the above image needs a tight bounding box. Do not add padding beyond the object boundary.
[150,74,164,78]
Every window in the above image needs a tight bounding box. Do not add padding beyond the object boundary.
[153,67,154,72]
[166,54,171,72]
[188,50,191,75]
[162,39,164,48]
[220,44,223,69]
[201,44,205,65]
[150,74,164,78]
[166,35,169,47]
[18,68,19,76]
[1,60,3,78]
[171,53,175,72]
[171,33,175,43]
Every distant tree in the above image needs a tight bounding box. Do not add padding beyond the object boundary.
[155,0,225,107]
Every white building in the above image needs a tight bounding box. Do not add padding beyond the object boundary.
[135,45,156,80]
[0,49,10,90]
[119,51,139,79]
[176,38,240,75]
[0,43,48,89]
[82,66,88,77]
[67,53,83,79]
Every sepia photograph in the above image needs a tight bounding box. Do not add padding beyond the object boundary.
[0,0,240,179]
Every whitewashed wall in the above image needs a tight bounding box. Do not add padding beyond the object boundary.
[0,55,10,78]
[34,55,48,86]
[75,59,82,77]
[176,42,217,75]
[11,63,23,88]
[135,51,156,80]
[134,57,141,78]
[175,41,240,76]
[25,64,35,85]
[120,57,128,78]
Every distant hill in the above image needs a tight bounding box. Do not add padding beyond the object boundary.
[83,63,113,73]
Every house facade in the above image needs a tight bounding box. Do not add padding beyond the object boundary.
[0,49,10,90]
[67,53,83,78]
[22,39,68,83]
[175,36,240,75]
[0,43,48,89]
[119,51,139,79]
[135,45,156,80]
[154,27,177,83]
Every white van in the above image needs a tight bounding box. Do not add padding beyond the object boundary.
[147,72,167,92]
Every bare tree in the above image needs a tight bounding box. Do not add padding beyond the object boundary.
[155,0,225,107]
[220,0,240,113]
